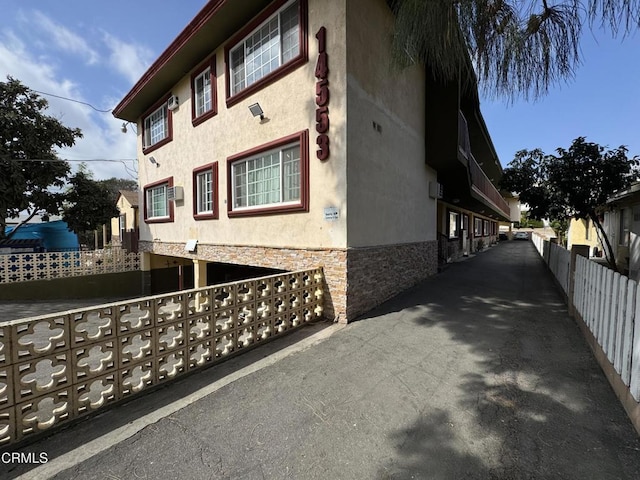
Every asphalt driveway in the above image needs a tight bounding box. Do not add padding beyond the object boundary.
[4,240,640,479]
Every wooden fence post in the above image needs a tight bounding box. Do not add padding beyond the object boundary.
[569,245,590,317]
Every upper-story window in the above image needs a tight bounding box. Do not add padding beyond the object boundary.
[226,0,307,104]
[142,97,172,153]
[195,70,212,115]
[227,130,309,217]
[191,58,217,126]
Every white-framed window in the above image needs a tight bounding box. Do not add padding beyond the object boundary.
[194,68,212,117]
[448,211,459,239]
[196,170,213,214]
[620,208,631,246]
[145,182,170,220]
[119,215,126,237]
[474,218,483,237]
[229,0,300,96]
[193,163,218,219]
[143,103,168,148]
[231,143,300,210]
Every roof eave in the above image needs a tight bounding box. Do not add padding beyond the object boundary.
[113,0,272,122]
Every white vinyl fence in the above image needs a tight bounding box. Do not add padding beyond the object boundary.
[532,234,571,296]
[532,233,640,403]
[573,255,640,400]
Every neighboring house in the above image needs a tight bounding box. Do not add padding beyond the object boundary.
[567,217,600,258]
[564,182,640,280]
[601,182,640,280]
[113,0,511,322]
[3,219,79,252]
[110,190,140,252]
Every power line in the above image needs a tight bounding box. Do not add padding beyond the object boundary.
[4,158,136,163]
[2,157,138,180]
[33,90,112,113]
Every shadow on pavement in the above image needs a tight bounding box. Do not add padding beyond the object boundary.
[0,319,334,479]
[5,241,640,480]
[366,241,640,479]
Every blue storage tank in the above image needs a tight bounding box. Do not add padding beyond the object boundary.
[4,220,79,251]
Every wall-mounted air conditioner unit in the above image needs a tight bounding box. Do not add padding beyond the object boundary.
[429,181,444,199]
[167,186,183,201]
[167,95,179,111]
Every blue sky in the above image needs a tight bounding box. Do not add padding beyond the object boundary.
[1,1,639,181]
[482,29,640,165]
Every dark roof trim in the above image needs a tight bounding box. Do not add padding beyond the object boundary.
[113,0,227,120]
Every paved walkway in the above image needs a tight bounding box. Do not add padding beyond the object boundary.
[0,297,138,322]
[4,241,640,479]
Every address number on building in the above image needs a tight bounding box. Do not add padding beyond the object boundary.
[315,27,329,161]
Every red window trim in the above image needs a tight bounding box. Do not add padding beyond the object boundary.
[193,162,219,220]
[141,95,173,155]
[191,56,218,127]
[224,0,308,108]
[143,176,174,224]
[226,130,309,218]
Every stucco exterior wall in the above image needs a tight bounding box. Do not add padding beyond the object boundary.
[344,0,437,248]
[128,0,446,322]
[111,195,139,240]
[567,218,600,256]
[137,0,348,251]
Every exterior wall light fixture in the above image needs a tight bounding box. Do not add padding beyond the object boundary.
[149,156,159,167]
[121,122,137,134]
[248,103,265,121]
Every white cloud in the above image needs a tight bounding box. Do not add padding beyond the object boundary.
[103,32,154,87]
[29,10,100,66]
[0,31,137,181]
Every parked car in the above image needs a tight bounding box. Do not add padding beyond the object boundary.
[499,232,508,241]
[513,231,529,240]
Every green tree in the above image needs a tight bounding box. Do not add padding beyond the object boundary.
[550,218,569,246]
[389,0,640,100]
[62,167,120,236]
[519,212,543,228]
[94,177,138,247]
[0,77,82,239]
[99,178,138,205]
[501,137,639,271]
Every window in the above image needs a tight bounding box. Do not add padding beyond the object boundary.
[448,211,460,239]
[483,220,490,236]
[191,58,217,125]
[144,178,174,223]
[193,163,218,220]
[474,218,482,237]
[226,0,307,104]
[142,98,172,152]
[619,208,631,246]
[119,215,126,238]
[227,130,309,217]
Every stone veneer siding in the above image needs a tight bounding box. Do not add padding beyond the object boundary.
[346,241,438,320]
[141,240,437,323]
[141,241,347,321]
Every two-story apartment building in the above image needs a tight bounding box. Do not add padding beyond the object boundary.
[113,0,510,322]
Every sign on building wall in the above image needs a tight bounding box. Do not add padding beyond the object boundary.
[315,27,329,161]
[324,207,339,221]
